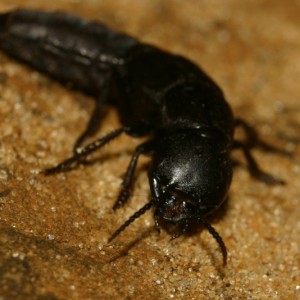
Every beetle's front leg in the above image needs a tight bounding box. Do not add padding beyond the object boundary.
[113,140,154,210]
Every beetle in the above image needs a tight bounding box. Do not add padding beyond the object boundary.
[0,9,285,265]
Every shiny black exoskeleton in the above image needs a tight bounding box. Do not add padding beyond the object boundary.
[0,9,284,265]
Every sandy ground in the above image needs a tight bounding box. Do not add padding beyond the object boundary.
[0,0,299,299]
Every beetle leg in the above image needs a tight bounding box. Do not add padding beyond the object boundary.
[44,127,125,174]
[235,118,289,156]
[73,72,112,154]
[113,141,154,210]
[232,140,285,184]
[73,97,107,154]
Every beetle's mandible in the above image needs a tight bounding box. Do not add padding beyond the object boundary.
[0,9,285,265]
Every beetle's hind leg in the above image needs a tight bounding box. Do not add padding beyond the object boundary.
[73,100,106,154]
[73,86,110,154]
[232,140,285,185]
[233,118,287,184]
[235,118,289,155]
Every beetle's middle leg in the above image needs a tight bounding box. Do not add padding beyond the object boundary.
[44,127,125,174]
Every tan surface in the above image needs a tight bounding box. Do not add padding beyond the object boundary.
[0,0,299,299]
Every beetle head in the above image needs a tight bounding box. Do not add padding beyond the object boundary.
[149,127,232,224]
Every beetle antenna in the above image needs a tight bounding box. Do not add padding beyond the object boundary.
[108,199,155,243]
[197,218,227,266]
[44,127,125,174]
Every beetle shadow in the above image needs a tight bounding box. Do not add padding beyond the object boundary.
[107,227,156,263]
[107,223,227,275]
[0,189,11,197]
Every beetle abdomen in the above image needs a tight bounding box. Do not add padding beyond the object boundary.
[0,9,137,93]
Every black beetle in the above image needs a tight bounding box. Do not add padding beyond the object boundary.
[0,9,285,265]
